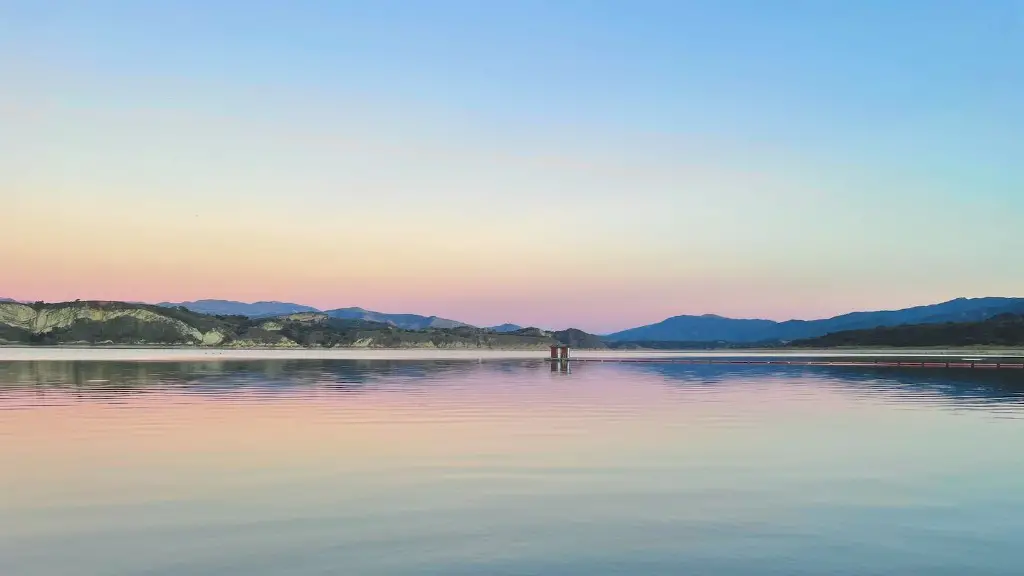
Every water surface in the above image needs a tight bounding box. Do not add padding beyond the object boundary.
[2,360,1023,575]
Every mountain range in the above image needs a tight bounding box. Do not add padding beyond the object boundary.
[159,300,525,333]
[792,313,1024,348]
[159,300,468,331]
[487,323,525,333]
[158,300,318,317]
[7,296,1023,345]
[605,297,1024,343]
[0,301,590,349]
[324,307,466,330]
[163,296,1024,342]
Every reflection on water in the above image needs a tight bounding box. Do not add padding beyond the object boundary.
[2,360,1024,575]
[4,359,1023,409]
[633,362,1024,411]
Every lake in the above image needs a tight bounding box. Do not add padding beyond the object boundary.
[2,359,1024,575]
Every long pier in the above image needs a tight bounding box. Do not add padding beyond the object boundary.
[546,346,1024,370]
[561,358,1024,369]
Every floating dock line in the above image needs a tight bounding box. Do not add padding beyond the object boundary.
[546,347,1024,370]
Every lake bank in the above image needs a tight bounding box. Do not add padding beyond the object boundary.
[2,346,1024,362]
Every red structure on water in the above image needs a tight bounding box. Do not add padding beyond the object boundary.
[549,345,570,360]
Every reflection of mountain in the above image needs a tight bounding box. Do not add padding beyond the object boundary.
[621,362,1024,407]
[0,359,539,399]
[5,359,1023,414]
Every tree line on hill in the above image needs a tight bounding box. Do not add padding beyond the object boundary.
[789,314,1024,348]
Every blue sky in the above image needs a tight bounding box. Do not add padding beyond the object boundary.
[2,1,1022,331]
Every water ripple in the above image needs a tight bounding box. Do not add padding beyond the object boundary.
[2,359,1024,575]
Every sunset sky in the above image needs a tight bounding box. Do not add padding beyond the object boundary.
[3,1,1022,333]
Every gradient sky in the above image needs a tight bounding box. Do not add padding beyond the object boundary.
[2,1,1022,332]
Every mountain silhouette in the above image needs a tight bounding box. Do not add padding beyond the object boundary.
[605,297,1024,343]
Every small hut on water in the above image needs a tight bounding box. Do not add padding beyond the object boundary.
[549,345,570,360]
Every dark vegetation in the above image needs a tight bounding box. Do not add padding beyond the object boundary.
[791,314,1024,348]
[27,318,192,345]
[0,324,32,343]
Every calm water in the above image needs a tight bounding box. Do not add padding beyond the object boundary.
[2,360,1024,575]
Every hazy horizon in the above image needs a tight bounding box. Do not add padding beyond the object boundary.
[4,1,1022,333]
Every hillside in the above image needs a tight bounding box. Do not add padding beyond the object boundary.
[0,301,239,346]
[606,297,1024,343]
[549,328,607,349]
[0,301,599,349]
[790,314,1024,348]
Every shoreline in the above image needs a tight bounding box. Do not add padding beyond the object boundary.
[2,347,1024,362]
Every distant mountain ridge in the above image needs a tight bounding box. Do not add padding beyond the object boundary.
[324,307,467,330]
[158,300,318,318]
[487,323,524,333]
[606,298,1024,343]
[158,300,471,331]
[18,296,1024,344]
[0,300,600,349]
[791,313,1024,348]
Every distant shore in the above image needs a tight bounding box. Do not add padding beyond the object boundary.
[2,347,1024,362]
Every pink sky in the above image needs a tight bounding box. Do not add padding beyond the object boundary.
[4,36,1021,333]
[0,257,1006,333]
